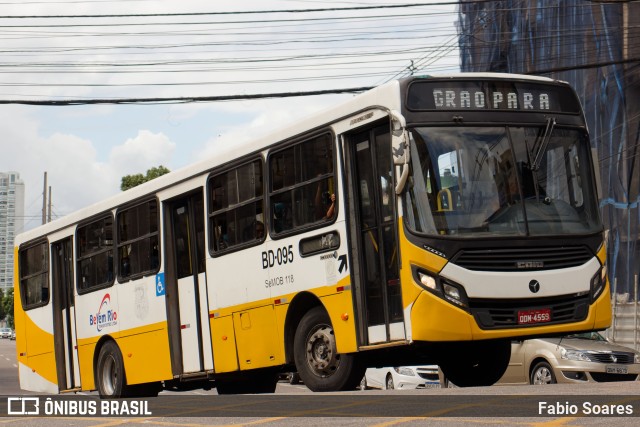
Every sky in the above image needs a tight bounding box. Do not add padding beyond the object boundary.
[0,0,460,233]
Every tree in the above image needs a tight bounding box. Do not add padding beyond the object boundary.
[2,289,13,329]
[0,288,4,321]
[120,165,170,191]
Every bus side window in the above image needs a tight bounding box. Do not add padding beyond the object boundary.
[268,133,335,235]
[116,199,160,282]
[273,202,290,233]
[76,214,115,292]
[208,158,264,253]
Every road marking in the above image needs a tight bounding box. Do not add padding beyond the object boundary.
[531,418,578,427]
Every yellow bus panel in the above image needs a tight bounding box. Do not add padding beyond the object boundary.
[410,291,474,341]
[318,287,358,354]
[233,305,284,370]
[211,315,239,373]
[77,342,97,391]
[117,327,172,385]
[19,315,56,383]
[25,352,57,387]
[410,281,612,342]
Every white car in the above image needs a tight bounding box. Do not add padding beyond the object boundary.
[361,366,440,390]
[0,328,11,339]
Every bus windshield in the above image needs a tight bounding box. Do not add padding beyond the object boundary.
[403,126,601,237]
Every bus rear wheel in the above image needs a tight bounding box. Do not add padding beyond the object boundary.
[293,306,364,392]
[96,340,130,398]
[438,339,510,387]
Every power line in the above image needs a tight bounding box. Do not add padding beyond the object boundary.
[0,2,635,104]
[0,2,460,19]
[0,86,374,105]
[1,55,638,105]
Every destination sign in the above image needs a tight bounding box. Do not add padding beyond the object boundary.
[406,80,580,113]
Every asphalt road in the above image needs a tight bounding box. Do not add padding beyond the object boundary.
[2,338,640,426]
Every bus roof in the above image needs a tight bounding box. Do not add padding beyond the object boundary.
[15,73,567,246]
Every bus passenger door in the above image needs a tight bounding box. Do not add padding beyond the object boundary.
[164,190,214,375]
[346,122,404,345]
[51,237,80,391]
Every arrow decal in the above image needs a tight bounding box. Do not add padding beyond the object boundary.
[338,254,348,274]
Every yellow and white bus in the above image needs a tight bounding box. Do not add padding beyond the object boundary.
[14,73,611,396]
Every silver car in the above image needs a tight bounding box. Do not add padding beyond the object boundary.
[500,332,640,385]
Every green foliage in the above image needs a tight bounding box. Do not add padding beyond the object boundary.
[120,165,170,191]
[2,289,13,328]
[145,165,170,180]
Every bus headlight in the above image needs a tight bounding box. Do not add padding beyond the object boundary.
[442,280,468,308]
[590,266,607,302]
[413,266,469,309]
[418,272,437,290]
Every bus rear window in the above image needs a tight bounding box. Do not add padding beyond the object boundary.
[19,241,49,309]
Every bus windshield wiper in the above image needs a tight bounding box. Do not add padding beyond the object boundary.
[531,117,556,171]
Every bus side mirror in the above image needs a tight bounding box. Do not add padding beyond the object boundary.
[389,110,410,194]
[591,147,602,201]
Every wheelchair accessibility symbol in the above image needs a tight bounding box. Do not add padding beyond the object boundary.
[156,273,165,296]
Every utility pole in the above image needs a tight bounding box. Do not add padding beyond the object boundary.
[48,186,52,223]
[42,171,47,225]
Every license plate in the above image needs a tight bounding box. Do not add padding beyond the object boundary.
[606,365,628,374]
[517,308,551,325]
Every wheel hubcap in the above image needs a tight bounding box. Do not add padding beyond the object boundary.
[533,367,552,384]
[101,354,117,395]
[305,324,339,377]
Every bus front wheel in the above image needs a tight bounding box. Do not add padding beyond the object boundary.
[96,340,129,398]
[293,306,364,392]
[438,339,510,387]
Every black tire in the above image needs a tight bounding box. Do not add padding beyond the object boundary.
[385,374,395,390]
[216,369,279,394]
[438,339,511,387]
[530,361,557,385]
[442,377,457,388]
[293,306,365,392]
[289,372,301,385]
[129,381,162,397]
[96,340,129,398]
[359,375,368,390]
